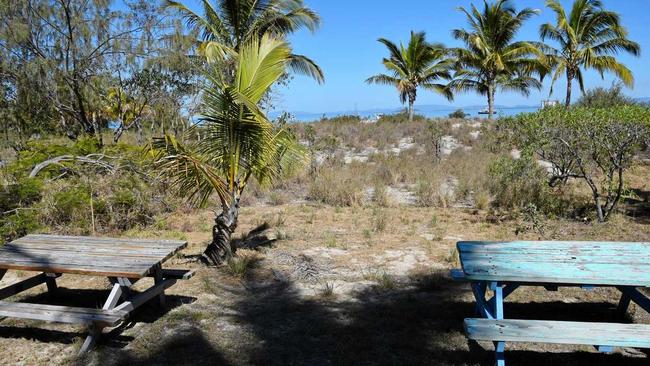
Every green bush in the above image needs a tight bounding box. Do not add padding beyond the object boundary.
[499,105,650,221]
[487,156,557,212]
[448,109,467,119]
[575,84,636,108]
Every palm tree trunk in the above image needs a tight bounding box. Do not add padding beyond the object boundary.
[565,71,573,108]
[408,98,415,122]
[487,84,495,120]
[202,195,239,265]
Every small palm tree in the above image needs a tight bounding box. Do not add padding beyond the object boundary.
[366,31,454,122]
[148,35,308,265]
[541,0,640,107]
[449,0,547,119]
[165,0,323,82]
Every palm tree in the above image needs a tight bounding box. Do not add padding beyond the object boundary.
[365,31,454,122]
[148,35,307,265]
[541,0,640,107]
[165,0,323,82]
[449,0,547,119]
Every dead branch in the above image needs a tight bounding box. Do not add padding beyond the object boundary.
[29,154,115,178]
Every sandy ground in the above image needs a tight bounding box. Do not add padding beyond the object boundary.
[0,205,648,365]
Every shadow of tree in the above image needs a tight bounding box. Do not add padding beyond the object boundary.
[88,326,230,366]
[225,276,649,366]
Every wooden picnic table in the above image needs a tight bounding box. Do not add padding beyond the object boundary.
[452,240,650,366]
[0,234,194,353]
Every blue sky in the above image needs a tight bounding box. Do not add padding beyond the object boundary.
[272,0,650,114]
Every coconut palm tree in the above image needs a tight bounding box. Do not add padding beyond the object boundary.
[449,0,547,119]
[148,34,307,265]
[164,0,323,82]
[541,0,640,107]
[365,31,454,122]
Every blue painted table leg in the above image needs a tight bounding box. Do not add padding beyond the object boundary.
[617,286,650,314]
[616,291,632,318]
[490,282,506,365]
[471,281,495,319]
[494,341,505,366]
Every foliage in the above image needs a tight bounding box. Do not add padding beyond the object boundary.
[149,35,310,264]
[576,83,636,108]
[500,105,650,221]
[448,109,467,119]
[449,0,547,119]
[366,31,454,121]
[541,0,641,107]
[0,0,183,140]
[487,155,557,212]
[165,0,323,83]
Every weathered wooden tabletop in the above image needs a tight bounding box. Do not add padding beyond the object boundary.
[457,240,650,287]
[0,234,188,278]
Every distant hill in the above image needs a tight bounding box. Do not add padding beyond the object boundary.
[634,97,650,105]
[272,103,541,122]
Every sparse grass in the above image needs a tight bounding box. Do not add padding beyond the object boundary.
[318,282,337,299]
[371,208,387,232]
[372,183,391,207]
[363,269,397,290]
[225,252,260,279]
[324,231,339,248]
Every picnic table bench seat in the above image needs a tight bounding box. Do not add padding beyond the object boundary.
[465,318,650,350]
[0,300,127,327]
[452,240,650,366]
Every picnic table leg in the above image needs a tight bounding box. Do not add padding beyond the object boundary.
[494,341,505,366]
[79,325,101,354]
[0,269,6,281]
[616,291,632,319]
[78,283,126,355]
[45,273,59,293]
[152,265,166,307]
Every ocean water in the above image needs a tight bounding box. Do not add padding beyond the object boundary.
[289,106,540,122]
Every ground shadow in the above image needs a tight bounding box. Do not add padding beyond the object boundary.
[85,326,230,366]
[225,273,649,366]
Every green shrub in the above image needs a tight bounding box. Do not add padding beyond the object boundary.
[575,84,636,108]
[308,168,364,206]
[448,109,467,119]
[487,156,556,212]
[500,105,650,221]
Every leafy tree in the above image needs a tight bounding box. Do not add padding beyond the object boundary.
[576,83,636,108]
[541,0,641,107]
[448,109,467,119]
[449,0,547,119]
[501,106,650,222]
[365,31,454,122]
[164,0,323,82]
[0,1,170,141]
[149,35,309,265]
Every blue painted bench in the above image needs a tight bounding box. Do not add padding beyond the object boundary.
[452,240,650,366]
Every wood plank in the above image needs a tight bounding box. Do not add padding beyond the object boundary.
[465,318,650,349]
[0,234,188,277]
[14,234,186,247]
[457,241,650,286]
[0,262,151,278]
[0,301,126,327]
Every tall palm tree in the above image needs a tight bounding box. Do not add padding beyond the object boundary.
[165,0,324,82]
[365,31,454,122]
[148,34,307,265]
[541,0,640,107]
[449,0,547,119]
